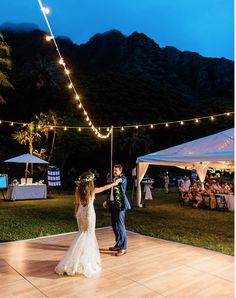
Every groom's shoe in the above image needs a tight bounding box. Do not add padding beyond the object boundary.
[109,246,120,251]
[115,249,127,256]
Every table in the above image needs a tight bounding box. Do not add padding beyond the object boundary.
[142,179,154,200]
[223,194,234,211]
[6,184,47,201]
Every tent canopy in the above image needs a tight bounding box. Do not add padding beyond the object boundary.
[136,128,234,206]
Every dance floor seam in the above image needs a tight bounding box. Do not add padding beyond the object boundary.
[0,227,234,297]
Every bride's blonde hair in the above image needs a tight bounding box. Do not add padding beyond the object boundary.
[77,171,95,206]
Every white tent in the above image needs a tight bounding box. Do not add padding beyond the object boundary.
[136,128,234,207]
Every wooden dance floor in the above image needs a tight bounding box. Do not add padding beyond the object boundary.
[0,227,234,297]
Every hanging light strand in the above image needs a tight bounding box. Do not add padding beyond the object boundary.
[37,1,233,138]
[0,111,233,132]
[37,0,111,139]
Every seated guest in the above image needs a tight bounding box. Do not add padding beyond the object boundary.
[228,183,234,194]
[178,181,193,203]
[221,182,231,194]
[212,180,222,193]
[201,184,212,195]
[190,182,203,208]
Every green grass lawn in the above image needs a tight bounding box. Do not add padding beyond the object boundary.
[0,187,234,255]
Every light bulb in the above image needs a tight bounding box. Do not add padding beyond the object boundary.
[165,123,168,127]
[42,7,50,14]
[45,35,53,41]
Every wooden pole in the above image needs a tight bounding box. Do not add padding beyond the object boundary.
[25,162,28,184]
[110,126,113,180]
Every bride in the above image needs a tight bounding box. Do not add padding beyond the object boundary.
[55,171,121,277]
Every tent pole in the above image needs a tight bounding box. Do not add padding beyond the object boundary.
[110,126,113,180]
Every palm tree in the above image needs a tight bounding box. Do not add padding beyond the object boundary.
[22,53,59,89]
[0,33,14,104]
[12,122,41,173]
[12,122,41,154]
[34,111,60,162]
[117,126,153,160]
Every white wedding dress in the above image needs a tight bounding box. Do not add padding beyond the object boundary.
[55,196,101,277]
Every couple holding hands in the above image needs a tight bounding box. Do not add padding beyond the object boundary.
[55,164,131,277]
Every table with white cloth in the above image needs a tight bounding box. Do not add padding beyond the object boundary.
[223,194,234,211]
[6,184,47,201]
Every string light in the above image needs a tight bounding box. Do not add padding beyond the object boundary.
[64,127,67,131]
[64,68,70,75]
[41,6,50,14]
[37,0,112,139]
[45,35,53,41]
[38,1,232,141]
[0,111,233,134]
[211,116,214,121]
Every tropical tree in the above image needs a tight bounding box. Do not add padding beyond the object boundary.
[22,53,60,89]
[34,111,60,162]
[117,126,153,162]
[12,122,41,173]
[12,122,41,155]
[0,33,14,104]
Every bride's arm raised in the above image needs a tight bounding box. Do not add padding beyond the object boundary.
[94,179,122,194]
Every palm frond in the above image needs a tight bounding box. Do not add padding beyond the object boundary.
[0,58,12,70]
[0,95,6,104]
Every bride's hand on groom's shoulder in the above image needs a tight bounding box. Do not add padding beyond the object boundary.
[114,178,122,185]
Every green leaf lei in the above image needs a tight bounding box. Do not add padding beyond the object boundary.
[113,174,124,207]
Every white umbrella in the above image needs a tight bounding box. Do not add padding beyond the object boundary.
[4,153,48,181]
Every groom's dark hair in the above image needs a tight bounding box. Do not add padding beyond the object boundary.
[114,164,123,171]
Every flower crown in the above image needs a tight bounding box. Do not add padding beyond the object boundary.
[78,172,95,183]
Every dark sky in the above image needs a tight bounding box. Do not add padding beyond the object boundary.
[1,0,234,60]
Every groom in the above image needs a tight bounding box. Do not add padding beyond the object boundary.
[103,164,131,256]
